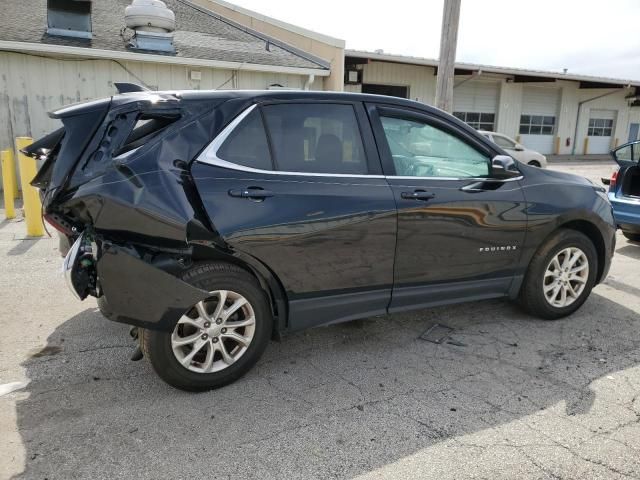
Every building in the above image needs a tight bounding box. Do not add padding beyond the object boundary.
[0,0,639,174]
[345,49,640,155]
[0,0,343,154]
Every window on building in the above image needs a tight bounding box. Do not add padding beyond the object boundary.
[519,115,556,135]
[262,103,367,174]
[217,108,273,170]
[453,112,495,131]
[588,118,614,137]
[380,115,490,178]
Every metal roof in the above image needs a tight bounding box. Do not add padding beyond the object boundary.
[0,0,330,73]
[346,49,640,88]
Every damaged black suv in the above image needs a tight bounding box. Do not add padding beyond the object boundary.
[26,86,615,391]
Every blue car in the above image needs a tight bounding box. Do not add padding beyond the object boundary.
[608,141,640,241]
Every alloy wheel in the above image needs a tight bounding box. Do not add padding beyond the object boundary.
[542,247,589,308]
[171,290,256,373]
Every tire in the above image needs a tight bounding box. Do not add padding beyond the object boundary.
[142,262,273,391]
[519,229,597,320]
[622,231,640,242]
[528,160,541,168]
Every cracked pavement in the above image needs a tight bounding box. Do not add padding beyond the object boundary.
[1,160,639,479]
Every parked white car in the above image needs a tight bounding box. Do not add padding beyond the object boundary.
[479,131,548,168]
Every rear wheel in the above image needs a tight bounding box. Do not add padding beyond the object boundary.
[142,263,272,391]
[622,231,640,242]
[519,229,597,319]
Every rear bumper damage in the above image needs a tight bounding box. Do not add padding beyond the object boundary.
[96,245,209,331]
[64,237,210,331]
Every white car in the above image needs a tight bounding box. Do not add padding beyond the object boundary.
[479,131,548,168]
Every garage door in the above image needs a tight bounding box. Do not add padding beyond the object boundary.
[588,109,616,154]
[519,87,560,154]
[453,81,499,130]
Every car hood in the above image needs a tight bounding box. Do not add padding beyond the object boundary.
[521,162,596,187]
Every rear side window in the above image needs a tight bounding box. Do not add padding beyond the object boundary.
[217,109,273,170]
[115,113,180,156]
[262,103,367,175]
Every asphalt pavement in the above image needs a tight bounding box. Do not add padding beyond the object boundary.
[0,160,639,480]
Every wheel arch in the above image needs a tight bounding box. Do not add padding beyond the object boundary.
[191,246,288,339]
[555,219,606,283]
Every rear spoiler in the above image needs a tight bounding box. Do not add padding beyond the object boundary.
[114,82,150,94]
[20,127,65,158]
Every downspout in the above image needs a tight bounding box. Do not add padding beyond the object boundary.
[571,85,631,155]
[304,74,315,91]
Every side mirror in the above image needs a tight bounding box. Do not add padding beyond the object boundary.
[514,145,525,152]
[491,155,521,179]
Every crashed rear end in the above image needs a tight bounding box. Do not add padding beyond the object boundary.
[25,90,241,331]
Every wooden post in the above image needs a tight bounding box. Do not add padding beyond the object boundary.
[434,0,461,113]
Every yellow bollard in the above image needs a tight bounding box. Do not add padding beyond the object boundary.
[5,147,19,199]
[15,137,44,237]
[1,149,16,219]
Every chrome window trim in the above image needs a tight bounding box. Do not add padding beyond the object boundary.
[196,105,523,182]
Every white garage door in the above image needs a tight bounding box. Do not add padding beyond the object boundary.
[453,81,499,130]
[519,87,560,154]
[588,109,616,154]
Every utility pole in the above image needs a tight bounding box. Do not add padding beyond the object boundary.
[434,0,461,112]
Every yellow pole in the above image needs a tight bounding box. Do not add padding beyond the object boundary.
[1,149,16,219]
[583,137,589,155]
[15,137,44,237]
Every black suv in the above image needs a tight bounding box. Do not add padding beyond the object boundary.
[26,88,615,391]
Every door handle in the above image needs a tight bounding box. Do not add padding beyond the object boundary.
[228,187,274,199]
[400,190,436,201]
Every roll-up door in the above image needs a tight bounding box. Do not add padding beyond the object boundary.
[453,81,499,130]
[587,109,616,154]
[519,87,560,154]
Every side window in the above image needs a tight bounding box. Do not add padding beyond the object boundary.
[493,135,516,149]
[262,103,367,174]
[380,116,490,178]
[614,144,639,163]
[217,108,273,170]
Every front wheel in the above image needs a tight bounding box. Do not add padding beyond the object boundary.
[519,229,597,320]
[142,263,273,391]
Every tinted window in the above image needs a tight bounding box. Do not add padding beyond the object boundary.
[380,116,490,178]
[262,103,367,174]
[217,109,272,170]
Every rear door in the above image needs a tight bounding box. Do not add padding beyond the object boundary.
[366,103,528,312]
[192,100,397,330]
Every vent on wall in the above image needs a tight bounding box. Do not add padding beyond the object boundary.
[125,0,176,54]
[47,0,92,40]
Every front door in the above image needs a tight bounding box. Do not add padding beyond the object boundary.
[367,104,528,312]
[192,101,397,330]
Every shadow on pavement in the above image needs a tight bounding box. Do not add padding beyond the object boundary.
[617,244,640,261]
[11,292,640,479]
[7,239,41,256]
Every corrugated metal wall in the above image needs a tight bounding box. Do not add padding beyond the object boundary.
[0,50,314,153]
[360,61,435,104]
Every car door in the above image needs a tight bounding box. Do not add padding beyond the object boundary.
[192,100,397,330]
[366,103,528,312]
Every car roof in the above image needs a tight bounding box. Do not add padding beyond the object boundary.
[112,88,438,114]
